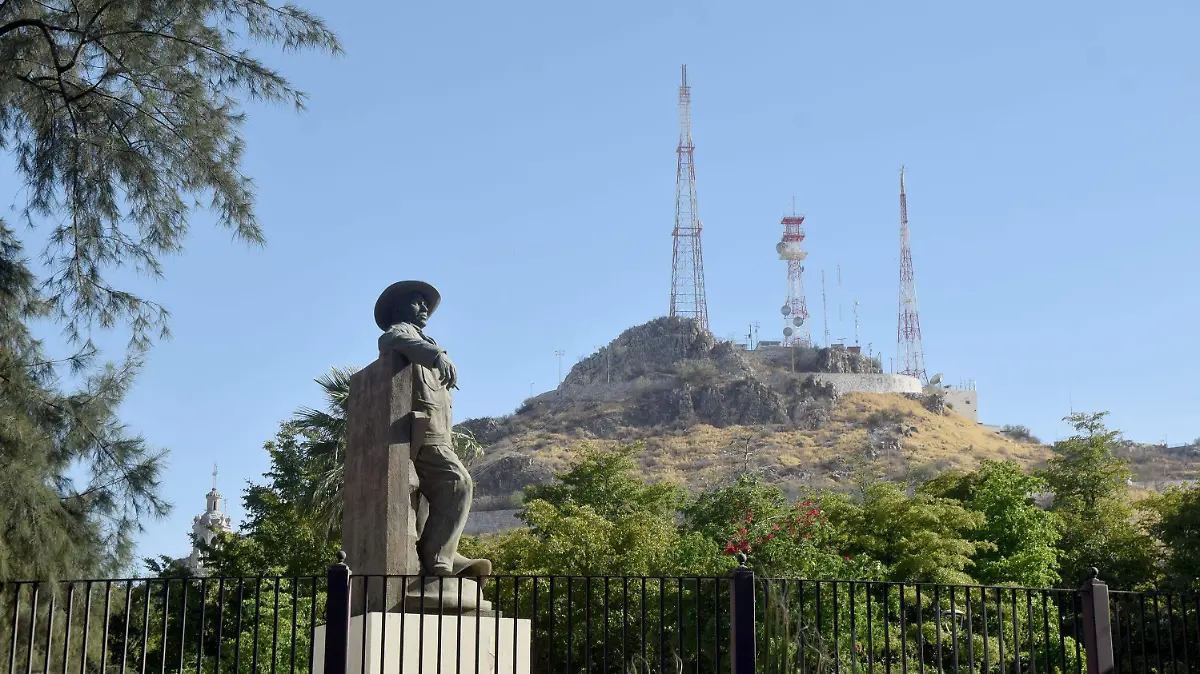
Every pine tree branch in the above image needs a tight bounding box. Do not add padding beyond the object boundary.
[0,369,164,508]
[0,18,77,39]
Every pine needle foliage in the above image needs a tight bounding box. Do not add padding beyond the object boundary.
[0,0,340,579]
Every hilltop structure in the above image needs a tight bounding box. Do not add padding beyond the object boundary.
[668,65,709,330]
[778,207,812,346]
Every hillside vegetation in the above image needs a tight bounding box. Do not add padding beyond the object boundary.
[460,317,1050,510]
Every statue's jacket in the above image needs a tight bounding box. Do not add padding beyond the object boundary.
[378,322,453,447]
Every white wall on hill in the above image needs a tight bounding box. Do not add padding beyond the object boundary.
[942,390,980,423]
[809,373,923,395]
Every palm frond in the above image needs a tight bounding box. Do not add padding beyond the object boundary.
[289,365,359,538]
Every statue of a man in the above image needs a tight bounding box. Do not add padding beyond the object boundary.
[374,280,491,592]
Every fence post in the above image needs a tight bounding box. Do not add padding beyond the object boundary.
[324,551,352,674]
[1079,567,1115,674]
[730,553,757,674]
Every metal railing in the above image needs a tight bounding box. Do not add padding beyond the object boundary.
[1,556,1183,674]
[323,560,734,674]
[1110,590,1200,674]
[754,578,1087,674]
[1,576,325,674]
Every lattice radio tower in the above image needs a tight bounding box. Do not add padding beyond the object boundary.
[669,65,709,331]
[896,166,928,383]
[777,201,810,346]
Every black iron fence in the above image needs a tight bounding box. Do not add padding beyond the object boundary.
[1110,590,1200,674]
[0,576,325,674]
[1,557,1191,674]
[755,578,1090,674]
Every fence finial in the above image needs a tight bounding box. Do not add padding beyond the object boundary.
[1089,566,1099,580]
[736,552,748,567]
[335,550,347,565]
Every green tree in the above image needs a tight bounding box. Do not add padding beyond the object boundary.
[523,443,682,520]
[202,424,339,578]
[0,0,339,580]
[1140,483,1200,590]
[822,481,984,584]
[466,444,719,576]
[121,423,335,674]
[0,281,167,579]
[461,444,730,674]
[923,460,1060,586]
[681,473,875,579]
[1041,413,1132,514]
[1040,412,1156,588]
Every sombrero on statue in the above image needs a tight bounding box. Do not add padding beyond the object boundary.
[374,280,441,331]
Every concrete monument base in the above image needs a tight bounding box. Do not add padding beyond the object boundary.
[313,612,531,674]
[403,576,492,612]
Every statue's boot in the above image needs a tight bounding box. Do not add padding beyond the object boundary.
[451,554,492,578]
[405,575,493,612]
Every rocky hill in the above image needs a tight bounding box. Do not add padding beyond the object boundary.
[1117,441,1200,491]
[458,317,1058,512]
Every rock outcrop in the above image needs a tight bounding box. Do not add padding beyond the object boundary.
[692,379,788,427]
[561,316,752,391]
[470,454,555,510]
[816,347,883,374]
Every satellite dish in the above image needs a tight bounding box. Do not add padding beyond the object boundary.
[775,242,786,254]
[781,305,791,316]
[793,317,804,326]
[929,373,944,386]
[783,327,793,337]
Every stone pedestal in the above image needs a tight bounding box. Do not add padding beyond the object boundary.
[312,612,532,674]
[343,351,422,613]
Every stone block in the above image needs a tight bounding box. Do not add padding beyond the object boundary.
[342,351,422,613]
[312,612,532,674]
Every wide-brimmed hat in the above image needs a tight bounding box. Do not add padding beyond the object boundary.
[374,280,441,331]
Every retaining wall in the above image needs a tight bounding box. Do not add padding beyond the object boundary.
[808,373,923,395]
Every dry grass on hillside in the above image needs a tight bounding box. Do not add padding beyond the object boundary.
[475,393,1051,500]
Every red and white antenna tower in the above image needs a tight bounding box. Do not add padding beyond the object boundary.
[669,65,709,331]
[777,200,811,346]
[896,166,928,383]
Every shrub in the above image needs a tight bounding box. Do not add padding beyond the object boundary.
[675,359,720,386]
[865,407,909,428]
[1001,424,1041,444]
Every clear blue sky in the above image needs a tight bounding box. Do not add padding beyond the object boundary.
[10,0,1200,566]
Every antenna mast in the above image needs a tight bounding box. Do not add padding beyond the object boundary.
[821,270,830,347]
[669,65,709,331]
[778,201,811,346]
[897,166,928,383]
[853,301,860,345]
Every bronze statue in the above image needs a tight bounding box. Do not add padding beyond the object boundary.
[374,281,492,602]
